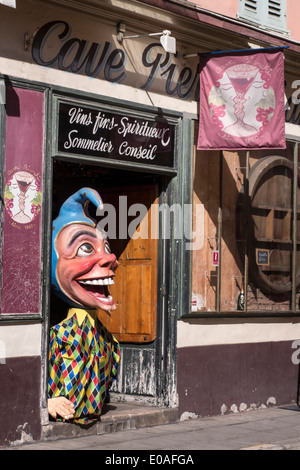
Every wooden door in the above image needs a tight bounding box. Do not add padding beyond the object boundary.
[97,184,158,343]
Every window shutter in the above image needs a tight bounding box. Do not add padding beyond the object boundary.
[238,0,287,33]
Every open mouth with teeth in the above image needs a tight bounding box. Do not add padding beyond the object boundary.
[77,277,115,305]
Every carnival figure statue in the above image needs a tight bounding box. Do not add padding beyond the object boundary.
[47,188,120,424]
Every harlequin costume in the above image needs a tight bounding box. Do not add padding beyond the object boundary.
[48,308,120,424]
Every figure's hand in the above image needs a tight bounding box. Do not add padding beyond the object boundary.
[48,397,75,421]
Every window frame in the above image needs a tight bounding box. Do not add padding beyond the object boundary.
[189,138,300,319]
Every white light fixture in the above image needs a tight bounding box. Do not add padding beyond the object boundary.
[117,23,176,54]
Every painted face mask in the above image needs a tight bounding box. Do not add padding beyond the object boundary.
[51,187,118,311]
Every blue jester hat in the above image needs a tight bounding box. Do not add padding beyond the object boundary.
[51,187,104,307]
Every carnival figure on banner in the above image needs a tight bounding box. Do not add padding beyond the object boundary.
[47,188,120,424]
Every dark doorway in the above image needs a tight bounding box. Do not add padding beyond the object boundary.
[51,159,165,403]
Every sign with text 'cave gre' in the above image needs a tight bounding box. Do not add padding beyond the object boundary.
[58,102,175,170]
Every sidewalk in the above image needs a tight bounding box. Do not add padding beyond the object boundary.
[5,402,300,450]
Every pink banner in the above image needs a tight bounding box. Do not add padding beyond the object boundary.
[197,49,286,150]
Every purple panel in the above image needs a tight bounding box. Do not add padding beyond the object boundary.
[1,87,44,314]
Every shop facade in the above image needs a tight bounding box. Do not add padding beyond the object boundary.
[1,0,300,446]
[0,0,193,445]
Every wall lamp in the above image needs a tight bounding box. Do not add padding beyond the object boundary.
[117,23,176,54]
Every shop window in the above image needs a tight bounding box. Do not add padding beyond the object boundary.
[192,136,300,314]
[238,0,287,33]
